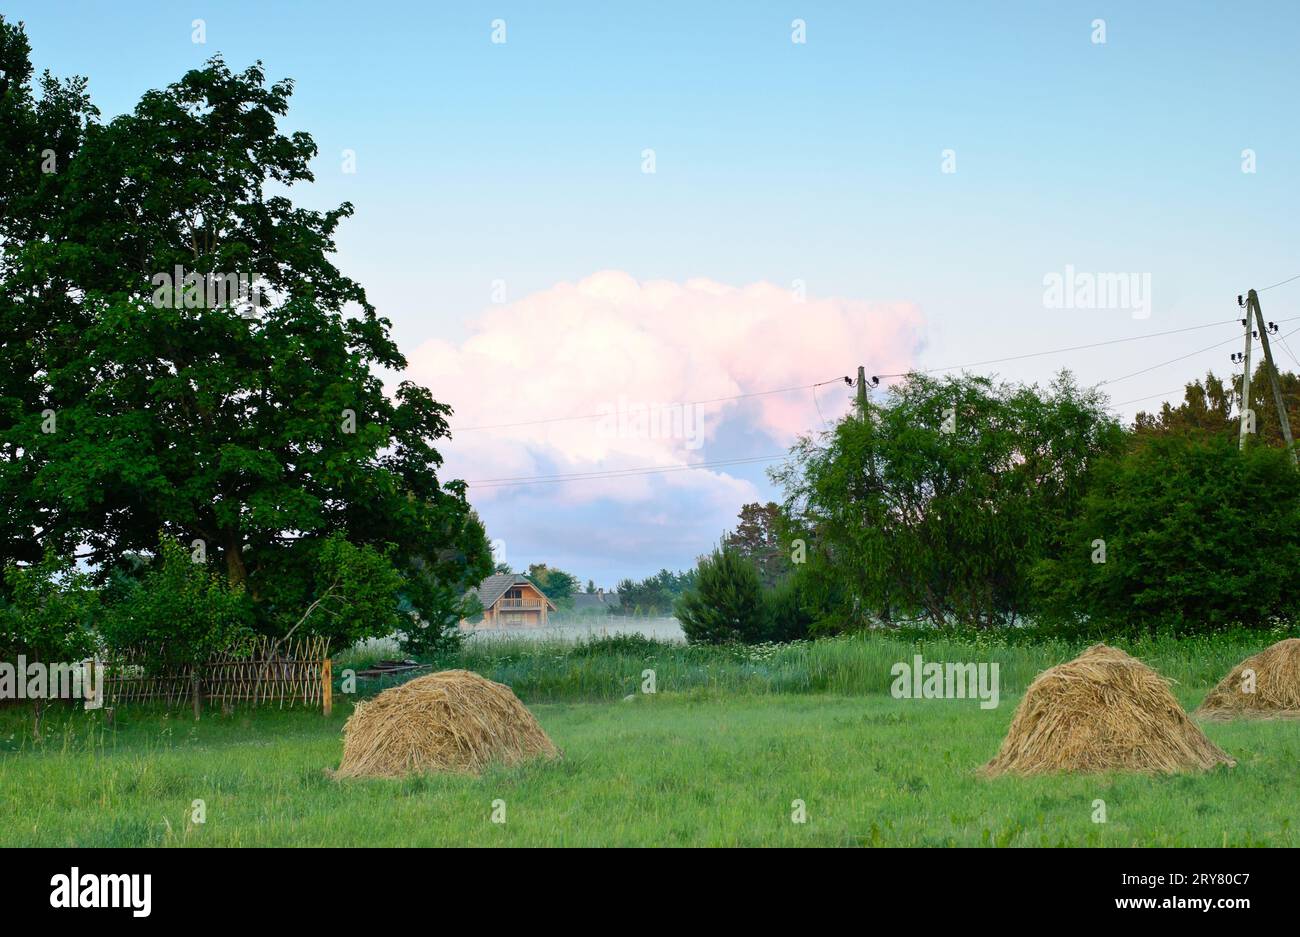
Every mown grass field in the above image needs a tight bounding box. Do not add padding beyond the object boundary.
[2,632,1297,846]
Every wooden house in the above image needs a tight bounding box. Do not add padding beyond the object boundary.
[460,573,557,629]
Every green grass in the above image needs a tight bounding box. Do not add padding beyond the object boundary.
[2,632,1297,846]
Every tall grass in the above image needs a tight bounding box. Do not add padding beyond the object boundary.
[440,629,1291,705]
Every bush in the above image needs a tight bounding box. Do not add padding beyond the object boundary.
[298,535,404,645]
[675,549,767,644]
[100,537,253,717]
[0,549,98,665]
[254,534,406,646]
[398,587,476,659]
[0,549,99,735]
[1031,434,1300,634]
[566,633,664,659]
[762,573,814,643]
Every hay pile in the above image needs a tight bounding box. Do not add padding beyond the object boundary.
[335,669,559,779]
[1197,638,1300,720]
[982,644,1233,776]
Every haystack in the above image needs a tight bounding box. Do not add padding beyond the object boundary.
[981,644,1233,776]
[1197,638,1300,720]
[335,669,559,779]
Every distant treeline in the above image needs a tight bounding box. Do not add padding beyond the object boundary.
[613,569,696,616]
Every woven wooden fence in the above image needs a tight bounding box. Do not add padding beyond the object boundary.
[95,635,333,715]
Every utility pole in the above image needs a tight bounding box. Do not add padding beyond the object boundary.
[1238,306,1254,451]
[855,366,888,623]
[1247,288,1297,466]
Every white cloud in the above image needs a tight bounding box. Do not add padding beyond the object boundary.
[402,270,923,575]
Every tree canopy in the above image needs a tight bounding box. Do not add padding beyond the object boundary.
[616,568,695,615]
[524,563,580,608]
[773,371,1123,630]
[0,19,491,652]
[1135,365,1300,452]
[1032,434,1300,633]
[722,502,787,587]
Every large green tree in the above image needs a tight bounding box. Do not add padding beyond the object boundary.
[773,371,1123,630]
[1032,434,1300,634]
[0,16,101,572]
[0,22,490,647]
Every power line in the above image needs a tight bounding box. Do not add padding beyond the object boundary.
[1106,324,1300,408]
[1098,317,1300,387]
[811,383,833,430]
[462,328,1260,487]
[1259,273,1300,292]
[471,454,781,484]
[1280,333,1300,370]
[1111,388,1189,407]
[455,313,1300,435]
[452,378,849,432]
[467,454,787,488]
[1098,335,1242,386]
[871,316,1243,380]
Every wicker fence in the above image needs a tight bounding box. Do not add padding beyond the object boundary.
[95,635,333,715]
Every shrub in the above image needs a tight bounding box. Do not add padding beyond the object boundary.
[762,573,815,643]
[100,537,253,718]
[675,548,767,644]
[0,549,99,735]
[397,591,471,659]
[297,535,404,645]
[567,633,664,659]
[0,549,98,663]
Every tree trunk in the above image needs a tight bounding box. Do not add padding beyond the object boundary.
[223,531,247,587]
[32,698,43,741]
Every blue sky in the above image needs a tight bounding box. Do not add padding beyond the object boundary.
[12,1,1300,584]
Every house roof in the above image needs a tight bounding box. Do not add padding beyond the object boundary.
[470,573,557,611]
[571,592,620,611]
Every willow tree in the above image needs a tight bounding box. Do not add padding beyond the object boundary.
[773,371,1123,630]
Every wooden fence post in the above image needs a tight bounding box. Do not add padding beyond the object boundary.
[322,658,333,717]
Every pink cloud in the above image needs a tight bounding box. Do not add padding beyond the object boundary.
[404,271,924,505]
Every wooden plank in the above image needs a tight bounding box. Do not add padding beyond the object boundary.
[322,659,332,717]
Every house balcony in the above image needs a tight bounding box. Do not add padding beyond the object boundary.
[498,599,543,609]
